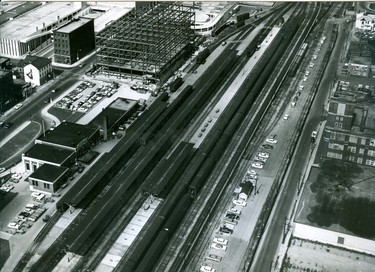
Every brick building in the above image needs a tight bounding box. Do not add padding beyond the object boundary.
[322,81,375,166]
[54,18,95,65]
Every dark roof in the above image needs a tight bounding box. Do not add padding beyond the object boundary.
[24,55,51,69]
[0,69,11,78]
[241,182,254,195]
[24,144,75,164]
[38,122,98,148]
[29,164,69,182]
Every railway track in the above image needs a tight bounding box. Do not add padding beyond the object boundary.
[154,3,331,272]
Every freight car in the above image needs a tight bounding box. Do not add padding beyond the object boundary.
[196,48,210,64]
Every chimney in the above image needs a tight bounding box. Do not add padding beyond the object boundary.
[103,116,108,141]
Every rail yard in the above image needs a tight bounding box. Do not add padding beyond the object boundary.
[2,2,373,272]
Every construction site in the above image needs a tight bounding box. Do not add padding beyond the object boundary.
[95,3,195,84]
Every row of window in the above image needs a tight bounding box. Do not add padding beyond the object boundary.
[31,180,50,189]
[329,132,375,146]
[327,151,375,166]
[55,50,69,55]
[328,143,375,157]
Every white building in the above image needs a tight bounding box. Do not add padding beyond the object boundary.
[189,2,236,36]
[23,55,53,86]
[355,12,375,32]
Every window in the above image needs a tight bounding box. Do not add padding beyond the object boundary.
[340,117,344,121]
[359,148,365,155]
[25,161,30,170]
[336,116,339,120]
[361,138,367,145]
[349,135,357,144]
[357,157,363,164]
[370,139,375,147]
[337,237,345,244]
[327,152,343,159]
[32,180,39,186]
[334,122,338,128]
[43,183,50,189]
[347,146,356,153]
[365,159,375,166]
[338,123,342,128]
[328,143,344,151]
[368,150,375,157]
[348,155,355,162]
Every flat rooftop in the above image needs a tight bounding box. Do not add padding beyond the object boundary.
[24,144,74,164]
[57,18,92,34]
[29,164,69,182]
[37,122,98,148]
[87,2,134,33]
[0,2,81,41]
[88,98,138,129]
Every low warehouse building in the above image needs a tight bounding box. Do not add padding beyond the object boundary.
[22,144,75,173]
[35,122,100,157]
[28,164,69,194]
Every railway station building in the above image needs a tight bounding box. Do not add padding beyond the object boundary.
[95,2,194,83]
[22,144,76,173]
[35,122,101,158]
[28,164,69,194]
[53,18,95,65]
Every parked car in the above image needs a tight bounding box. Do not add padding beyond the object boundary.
[211,242,227,251]
[219,226,233,234]
[266,138,277,144]
[233,199,247,207]
[283,114,289,120]
[14,103,23,110]
[251,162,264,169]
[205,254,222,262]
[213,237,228,245]
[257,152,270,158]
[200,265,216,272]
[228,207,241,215]
[255,156,267,163]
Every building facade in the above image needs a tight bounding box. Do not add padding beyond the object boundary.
[23,55,53,86]
[28,164,69,194]
[0,2,85,58]
[322,81,375,167]
[54,18,95,65]
[0,69,14,112]
[22,144,76,173]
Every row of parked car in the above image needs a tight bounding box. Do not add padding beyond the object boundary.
[201,136,277,271]
[6,201,47,234]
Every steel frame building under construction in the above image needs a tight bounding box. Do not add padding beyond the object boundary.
[96,2,194,83]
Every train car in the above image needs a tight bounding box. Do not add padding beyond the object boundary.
[151,143,196,198]
[196,48,210,64]
[169,77,183,92]
[133,194,193,272]
[237,12,249,22]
